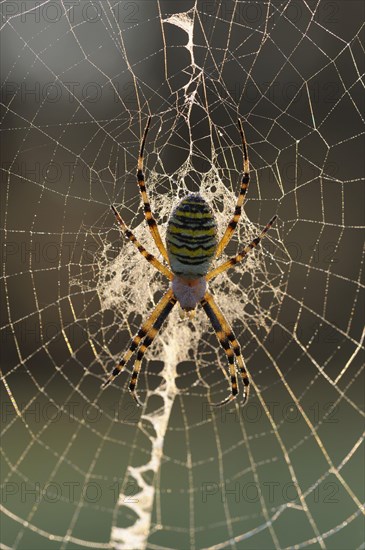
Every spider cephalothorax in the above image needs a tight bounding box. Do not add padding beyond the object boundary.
[103,117,276,407]
[171,275,207,312]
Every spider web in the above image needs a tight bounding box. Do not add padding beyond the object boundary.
[1,1,364,549]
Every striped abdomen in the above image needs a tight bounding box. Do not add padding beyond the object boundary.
[166,194,218,278]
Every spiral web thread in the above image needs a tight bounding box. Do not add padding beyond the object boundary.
[1,1,364,549]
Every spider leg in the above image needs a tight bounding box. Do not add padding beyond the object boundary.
[137,116,170,264]
[200,292,240,407]
[207,215,277,281]
[216,119,250,258]
[102,289,176,391]
[202,292,250,405]
[111,205,173,280]
[128,293,177,406]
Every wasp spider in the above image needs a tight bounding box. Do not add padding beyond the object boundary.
[103,117,276,406]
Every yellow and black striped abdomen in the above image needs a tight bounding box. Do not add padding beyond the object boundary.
[166,194,218,278]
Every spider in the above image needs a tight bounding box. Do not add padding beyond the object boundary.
[103,117,276,407]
